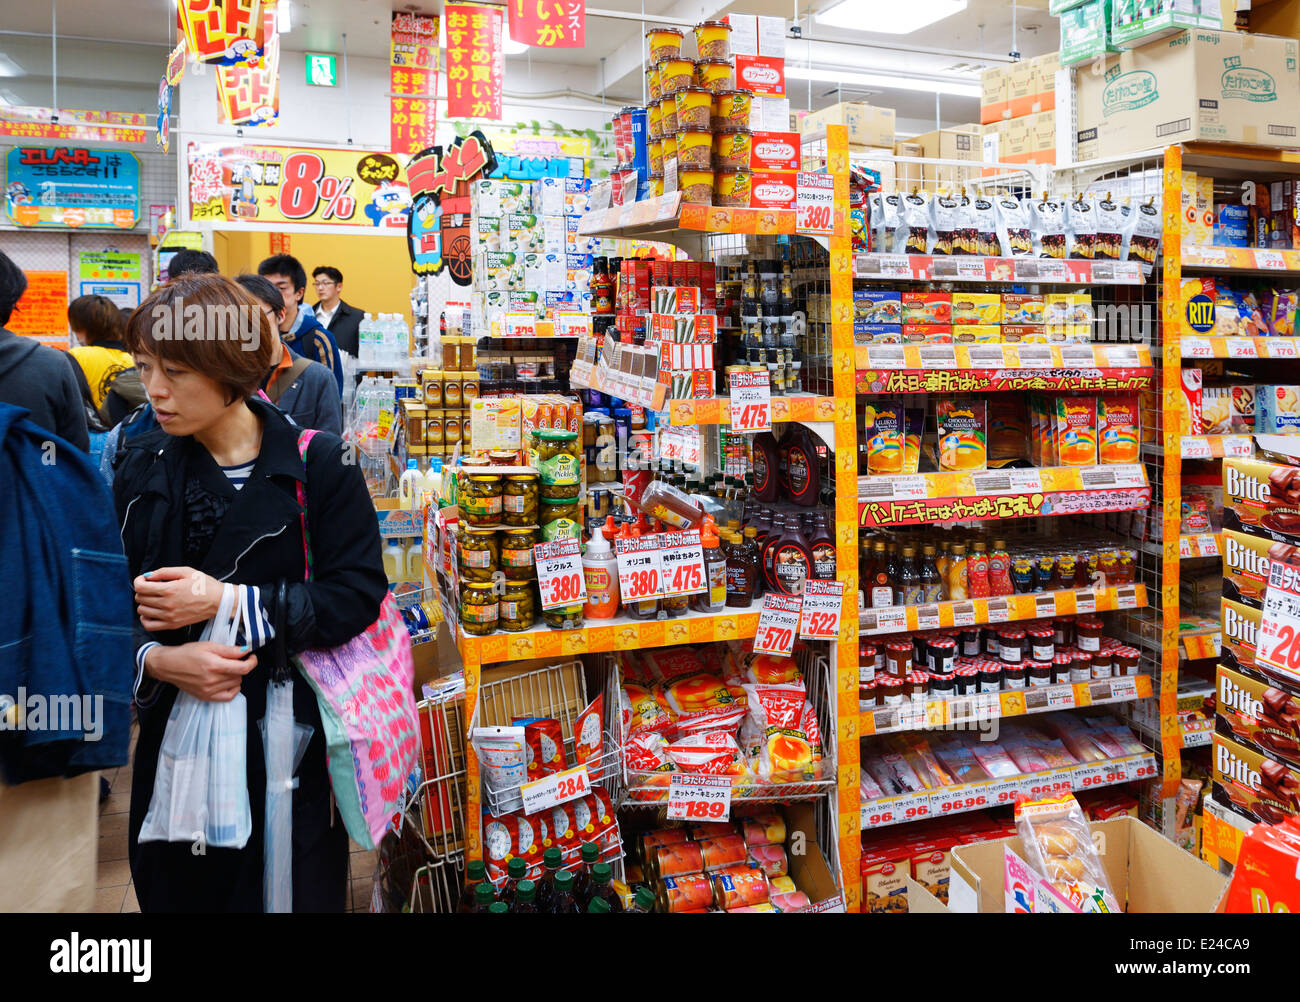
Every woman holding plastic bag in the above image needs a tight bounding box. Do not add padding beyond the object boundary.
[112,274,389,912]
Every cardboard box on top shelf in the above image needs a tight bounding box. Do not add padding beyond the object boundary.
[912,816,1227,912]
[1075,30,1300,161]
[1112,0,1227,48]
[1000,119,1033,160]
[1006,60,1038,117]
[797,101,896,149]
[1225,0,1300,36]
[1033,52,1061,110]
[981,65,1010,123]
[909,128,982,189]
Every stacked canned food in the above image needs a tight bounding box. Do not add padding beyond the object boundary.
[858,617,1142,705]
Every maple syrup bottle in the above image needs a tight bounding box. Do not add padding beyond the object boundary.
[868,540,893,609]
[809,512,836,581]
[726,529,758,608]
[900,545,922,606]
[772,513,813,598]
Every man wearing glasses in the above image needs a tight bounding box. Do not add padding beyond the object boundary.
[311,265,364,359]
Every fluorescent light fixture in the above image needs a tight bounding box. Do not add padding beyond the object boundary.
[815,0,967,35]
[786,63,979,98]
[0,54,24,79]
[277,0,292,33]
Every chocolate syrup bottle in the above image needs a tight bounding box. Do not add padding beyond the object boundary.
[784,424,819,507]
[809,512,836,581]
[772,514,813,598]
[762,513,785,593]
[752,431,780,502]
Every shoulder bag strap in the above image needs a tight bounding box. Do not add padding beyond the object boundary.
[265,354,313,404]
[295,428,321,582]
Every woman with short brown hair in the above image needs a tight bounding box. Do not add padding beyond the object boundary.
[113,273,388,912]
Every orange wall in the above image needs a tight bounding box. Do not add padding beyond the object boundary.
[213,230,414,326]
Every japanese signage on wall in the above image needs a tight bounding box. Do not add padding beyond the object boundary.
[509,0,585,48]
[390,12,440,155]
[216,2,280,126]
[0,108,149,145]
[177,0,266,64]
[8,271,69,343]
[407,131,498,281]
[78,252,143,309]
[4,147,140,228]
[185,141,411,229]
[445,3,504,120]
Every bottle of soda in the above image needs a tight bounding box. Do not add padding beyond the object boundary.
[571,842,600,909]
[499,856,528,908]
[588,862,625,913]
[458,859,488,913]
[535,847,563,912]
[470,881,496,914]
[627,886,656,913]
[550,869,583,914]
[508,878,541,914]
[588,897,612,913]
[488,901,509,914]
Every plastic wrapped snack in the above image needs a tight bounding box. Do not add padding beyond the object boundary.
[1067,193,1096,259]
[931,191,960,256]
[666,730,748,775]
[1125,197,1161,268]
[1094,195,1126,260]
[971,195,1002,257]
[898,191,931,255]
[740,684,823,782]
[1033,195,1067,259]
[1015,793,1120,912]
[726,649,804,687]
[873,192,902,255]
[622,681,673,736]
[997,195,1033,257]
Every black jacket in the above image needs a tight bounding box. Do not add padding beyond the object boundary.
[0,327,89,451]
[314,299,362,358]
[112,396,387,911]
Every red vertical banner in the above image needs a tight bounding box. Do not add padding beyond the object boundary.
[445,3,503,121]
[390,12,440,155]
[509,0,585,48]
[177,0,263,64]
[215,2,279,125]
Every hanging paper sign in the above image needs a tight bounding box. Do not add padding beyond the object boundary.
[390,12,440,156]
[445,3,504,120]
[735,55,786,97]
[5,148,139,229]
[215,3,279,126]
[407,196,443,276]
[165,39,188,85]
[406,132,497,282]
[0,108,149,145]
[509,0,585,48]
[156,79,171,153]
[177,0,265,65]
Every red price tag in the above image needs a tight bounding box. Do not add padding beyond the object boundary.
[616,534,664,603]
[728,368,771,433]
[799,580,844,640]
[1265,339,1299,360]
[795,172,835,235]
[658,530,707,598]
[534,539,587,611]
[666,774,731,821]
[1258,561,1300,681]
[504,312,538,338]
[754,592,802,656]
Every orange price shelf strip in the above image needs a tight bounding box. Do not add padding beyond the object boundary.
[668,395,835,425]
[859,584,1147,637]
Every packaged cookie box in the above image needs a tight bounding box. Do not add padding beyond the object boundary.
[1217,663,1300,770]
[951,293,1001,325]
[854,323,903,345]
[1213,732,1300,826]
[903,324,953,344]
[1256,385,1300,435]
[1221,596,1261,674]
[861,841,912,913]
[1221,529,1300,608]
[854,289,902,325]
[1223,456,1300,545]
[1002,293,1045,326]
[953,325,1001,343]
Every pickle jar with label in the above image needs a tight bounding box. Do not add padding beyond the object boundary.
[500,527,537,582]
[502,473,539,527]
[461,582,499,636]
[499,581,537,632]
[461,474,503,526]
[458,528,499,583]
[533,428,583,500]
[542,600,583,630]
[540,497,582,542]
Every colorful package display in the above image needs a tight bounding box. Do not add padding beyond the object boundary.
[1096,395,1139,464]
[1054,396,1098,466]
[1257,386,1300,435]
[936,398,987,471]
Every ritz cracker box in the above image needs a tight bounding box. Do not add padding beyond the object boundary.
[1075,30,1300,162]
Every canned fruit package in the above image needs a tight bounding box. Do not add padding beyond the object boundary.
[1097,395,1140,465]
[1054,396,1098,466]
[712,863,771,909]
[748,842,789,877]
[659,873,714,912]
[639,826,692,862]
[936,398,988,472]
[770,890,812,911]
[651,840,705,878]
[699,834,750,871]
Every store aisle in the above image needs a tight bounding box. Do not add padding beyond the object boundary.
[93,726,377,913]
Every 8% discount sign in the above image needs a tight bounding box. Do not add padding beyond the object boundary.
[728,367,771,434]
[1258,561,1300,680]
[533,539,587,611]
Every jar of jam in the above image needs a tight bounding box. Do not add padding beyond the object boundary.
[458,528,499,583]
[906,671,930,701]
[461,474,503,526]
[860,678,879,707]
[959,629,981,657]
[984,628,1000,658]
[1027,627,1054,662]
[1116,647,1139,676]
[954,664,980,696]
[499,581,536,632]
[1091,650,1114,679]
[998,629,1026,664]
[1002,663,1027,690]
[1053,618,1073,648]
[885,641,912,678]
[978,662,1003,693]
[500,527,537,582]
[1028,662,1052,687]
[1051,652,1073,685]
[929,671,955,698]
[461,581,499,636]
[878,675,904,707]
[502,474,539,527]
[1070,652,1093,683]
[859,642,882,681]
[1075,617,1103,652]
[911,634,930,670]
[927,637,957,675]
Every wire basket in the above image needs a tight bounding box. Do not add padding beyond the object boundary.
[408,682,469,861]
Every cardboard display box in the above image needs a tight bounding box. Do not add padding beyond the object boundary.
[1076,30,1300,161]
[797,101,895,149]
[907,128,982,190]
[913,815,1228,912]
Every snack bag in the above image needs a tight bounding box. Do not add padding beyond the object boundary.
[1067,193,1096,260]
[573,694,604,766]
[899,191,931,255]
[741,684,823,783]
[1097,395,1140,464]
[1014,793,1120,912]
[873,192,902,256]
[936,398,987,471]
[972,195,1002,256]
[931,191,959,256]
[665,730,748,776]
[989,396,1030,462]
[1223,816,1300,913]
[997,195,1033,257]
[1125,196,1162,268]
[1264,289,1298,336]
[1033,196,1067,259]
[903,407,925,473]
[1095,195,1126,260]
[622,681,673,736]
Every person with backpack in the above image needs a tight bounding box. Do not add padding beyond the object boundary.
[113,273,388,911]
[257,254,345,396]
[66,295,149,430]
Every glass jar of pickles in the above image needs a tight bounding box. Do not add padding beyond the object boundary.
[540,498,582,541]
[533,428,582,500]
[458,528,498,583]
[499,581,536,632]
[461,582,499,636]
[542,603,583,630]
[500,527,537,581]
[461,474,502,526]
[502,473,539,526]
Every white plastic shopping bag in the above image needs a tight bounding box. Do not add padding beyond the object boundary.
[138,584,253,850]
[260,677,314,912]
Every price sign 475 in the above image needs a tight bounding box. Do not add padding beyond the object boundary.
[728,368,771,434]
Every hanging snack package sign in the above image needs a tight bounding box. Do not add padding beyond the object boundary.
[445,3,504,120]
[177,0,264,64]
[667,774,732,822]
[1258,562,1300,682]
[754,593,802,657]
[658,530,707,598]
[616,534,664,603]
[796,172,834,236]
[729,367,771,433]
[534,538,586,611]
[800,579,844,640]
[509,0,585,48]
[215,2,280,127]
[390,12,440,155]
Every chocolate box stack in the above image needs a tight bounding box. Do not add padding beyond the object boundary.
[1215,455,1300,825]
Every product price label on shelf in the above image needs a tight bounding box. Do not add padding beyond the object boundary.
[754,592,802,656]
[1196,534,1220,557]
[862,605,909,635]
[919,345,958,369]
[1183,337,1214,359]
[1105,346,1142,367]
[1006,468,1045,494]
[658,530,707,598]
[1115,584,1139,610]
[555,312,591,338]
[1226,337,1257,359]
[728,367,771,433]
[948,697,974,723]
[1265,340,1299,359]
[1071,762,1111,790]
[616,535,665,603]
[1181,437,1212,460]
[872,706,901,732]
[956,258,988,281]
[1257,250,1287,270]
[986,597,1010,623]
[951,601,976,627]
[932,783,992,815]
[1035,593,1057,619]
[534,539,587,611]
[968,345,1006,368]
[666,774,732,822]
[795,172,835,236]
[1024,771,1074,799]
[1224,436,1253,458]
[658,425,703,467]
[1178,536,1195,558]
[1110,677,1140,701]
[1126,757,1159,782]
[862,796,905,828]
[858,474,928,503]
[1108,464,1146,489]
[1060,344,1098,367]
[799,580,845,640]
[1046,685,1076,710]
[916,603,941,632]
[519,764,591,815]
[503,312,539,338]
[898,700,927,731]
[867,345,907,369]
[1074,588,1098,615]
[1258,561,1300,678]
[987,778,1023,805]
[1017,345,1055,368]
[875,255,914,280]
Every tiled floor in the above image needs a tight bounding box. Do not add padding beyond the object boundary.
[94,729,375,913]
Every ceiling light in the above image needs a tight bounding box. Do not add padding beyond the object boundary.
[787,63,979,98]
[815,0,967,35]
[277,0,292,33]
[0,54,24,79]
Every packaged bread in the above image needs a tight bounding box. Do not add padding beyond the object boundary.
[1014,793,1119,912]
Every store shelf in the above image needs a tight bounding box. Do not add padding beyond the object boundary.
[569,357,666,411]
[455,606,760,665]
[860,752,1158,831]
[667,395,836,425]
[854,253,1145,285]
[855,343,1154,392]
[1181,335,1300,360]
[861,674,1153,737]
[858,465,1149,527]
[1131,713,1213,751]
[858,583,1146,637]
[1181,244,1300,273]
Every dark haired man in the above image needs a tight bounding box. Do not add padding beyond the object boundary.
[257,253,344,395]
[311,266,364,359]
[165,248,219,280]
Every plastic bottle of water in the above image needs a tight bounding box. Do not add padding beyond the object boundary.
[358,313,375,365]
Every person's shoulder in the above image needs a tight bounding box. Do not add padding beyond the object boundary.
[297,358,337,390]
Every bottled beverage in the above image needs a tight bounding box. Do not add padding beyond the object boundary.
[936,540,951,581]
[968,541,991,598]
[693,523,728,612]
[459,859,489,913]
[809,512,835,581]
[591,257,614,315]
[886,542,904,606]
[588,897,612,913]
[508,879,540,914]
[627,885,656,913]
[920,544,944,602]
[550,869,583,914]
[900,545,922,606]
[588,862,625,913]
[989,538,1013,596]
[868,540,893,609]
[535,847,563,912]
[571,842,600,909]
[470,880,496,914]
[488,901,509,914]
[727,527,760,607]
[771,514,812,597]
[499,856,527,907]
[948,544,970,601]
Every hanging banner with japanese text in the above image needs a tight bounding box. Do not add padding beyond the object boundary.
[406,132,498,281]
[390,12,440,155]
[185,141,411,229]
[509,0,584,48]
[4,147,139,228]
[215,2,279,126]
[445,3,504,120]
[0,108,149,145]
[177,0,266,65]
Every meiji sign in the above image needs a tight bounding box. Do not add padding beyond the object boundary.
[736,54,785,96]
[1221,57,1277,102]
[750,131,800,171]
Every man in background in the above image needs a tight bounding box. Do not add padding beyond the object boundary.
[164,248,219,280]
[257,253,344,395]
[311,266,363,359]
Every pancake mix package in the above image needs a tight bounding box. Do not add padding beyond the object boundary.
[936,398,987,472]
[1097,395,1140,464]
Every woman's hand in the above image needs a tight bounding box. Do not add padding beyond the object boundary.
[144,642,256,702]
[134,566,224,631]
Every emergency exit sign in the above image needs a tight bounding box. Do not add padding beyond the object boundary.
[306,53,337,86]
